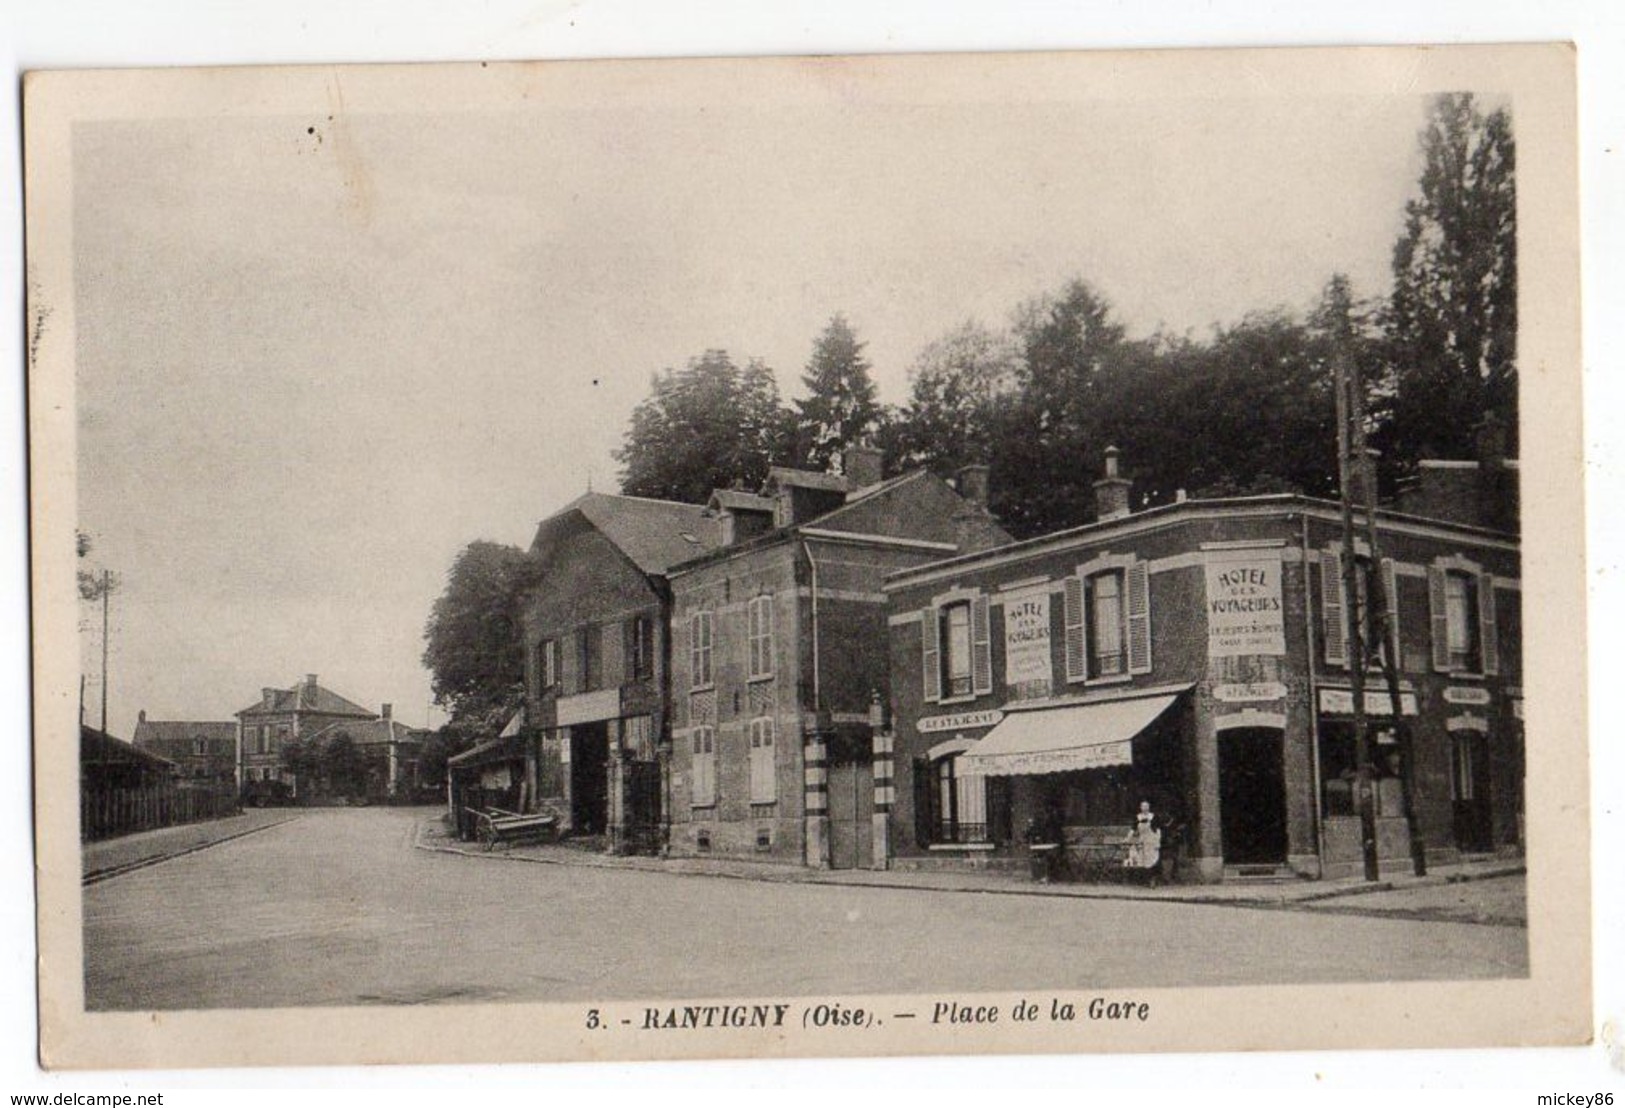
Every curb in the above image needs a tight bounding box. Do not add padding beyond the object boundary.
[411,820,1523,911]
[82,816,302,886]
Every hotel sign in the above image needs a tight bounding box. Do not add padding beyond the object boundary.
[1205,557,1285,657]
[1003,592,1053,687]
[917,709,1004,734]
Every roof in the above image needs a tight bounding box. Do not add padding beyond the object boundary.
[533,492,722,577]
[81,726,176,769]
[132,719,237,747]
[237,681,376,719]
[765,466,849,493]
[446,734,529,769]
[306,717,430,748]
[708,488,776,514]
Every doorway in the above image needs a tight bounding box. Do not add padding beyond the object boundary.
[827,758,873,870]
[1217,727,1287,866]
[1451,729,1494,854]
[569,722,610,835]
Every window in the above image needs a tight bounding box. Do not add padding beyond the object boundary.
[194,738,207,757]
[747,595,774,680]
[259,725,271,754]
[934,755,987,843]
[538,638,558,693]
[628,617,654,682]
[749,718,776,804]
[942,601,973,697]
[1445,572,1480,671]
[576,625,601,692]
[1087,569,1126,678]
[690,611,714,689]
[1321,550,1401,669]
[690,726,716,806]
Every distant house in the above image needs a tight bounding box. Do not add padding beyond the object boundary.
[132,711,237,787]
[306,704,429,802]
[82,725,175,791]
[234,674,377,793]
[80,724,234,841]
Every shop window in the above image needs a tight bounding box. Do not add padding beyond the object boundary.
[747,595,774,680]
[748,718,776,804]
[927,754,988,844]
[690,726,716,806]
[627,617,654,682]
[1318,723,1405,817]
[689,610,714,689]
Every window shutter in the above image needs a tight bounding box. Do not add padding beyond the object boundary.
[1381,558,1401,670]
[762,596,774,677]
[971,596,993,695]
[921,608,941,701]
[912,758,934,849]
[1428,565,1451,672]
[1127,561,1152,675]
[1063,576,1087,683]
[1320,550,1348,667]
[1478,571,1499,676]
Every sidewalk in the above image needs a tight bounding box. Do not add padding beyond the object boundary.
[83,808,300,883]
[414,817,1523,909]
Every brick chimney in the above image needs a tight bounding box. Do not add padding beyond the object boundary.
[956,464,990,509]
[381,703,392,721]
[842,445,884,490]
[262,688,278,710]
[952,464,1004,554]
[1093,446,1132,521]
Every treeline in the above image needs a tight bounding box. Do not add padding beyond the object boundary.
[612,92,1517,542]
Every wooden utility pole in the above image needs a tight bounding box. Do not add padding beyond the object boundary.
[99,568,110,735]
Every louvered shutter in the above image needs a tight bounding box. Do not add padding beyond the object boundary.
[1063,576,1087,683]
[1320,550,1347,667]
[1127,561,1152,675]
[1478,571,1499,676]
[921,608,941,701]
[1381,558,1401,670]
[971,596,993,695]
[1428,566,1451,672]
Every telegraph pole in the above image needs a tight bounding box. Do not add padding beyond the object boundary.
[1333,316,1380,883]
[99,568,110,734]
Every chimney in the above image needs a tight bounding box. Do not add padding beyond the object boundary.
[381,703,392,721]
[263,688,277,710]
[956,464,990,509]
[842,445,884,490]
[305,673,318,691]
[1093,446,1132,521]
[138,709,147,724]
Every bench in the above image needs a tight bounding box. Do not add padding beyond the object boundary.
[467,806,558,851]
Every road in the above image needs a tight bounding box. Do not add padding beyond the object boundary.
[83,808,1528,1010]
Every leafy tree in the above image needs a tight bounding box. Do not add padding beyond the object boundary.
[794,314,883,471]
[884,320,1018,477]
[615,350,791,503]
[422,541,533,731]
[1380,92,1517,467]
[76,530,119,602]
[321,733,368,798]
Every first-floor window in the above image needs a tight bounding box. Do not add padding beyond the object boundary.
[749,718,776,804]
[1088,569,1126,678]
[941,601,973,697]
[1445,571,1481,672]
[690,726,716,806]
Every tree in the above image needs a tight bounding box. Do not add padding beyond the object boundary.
[422,541,533,731]
[1381,92,1517,467]
[794,314,883,471]
[615,350,791,503]
[884,320,1018,477]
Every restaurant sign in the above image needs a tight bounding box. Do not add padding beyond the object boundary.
[1212,681,1288,704]
[1204,556,1286,657]
[1003,592,1053,687]
[917,709,1004,734]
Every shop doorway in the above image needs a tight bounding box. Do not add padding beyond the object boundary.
[569,722,610,835]
[1217,727,1287,866]
[1451,729,1494,854]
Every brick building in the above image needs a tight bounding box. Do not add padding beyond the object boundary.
[880,450,1522,882]
[234,674,377,794]
[665,448,1009,867]
[513,492,723,851]
[132,712,238,787]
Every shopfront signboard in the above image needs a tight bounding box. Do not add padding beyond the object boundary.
[1205,555,1286,657]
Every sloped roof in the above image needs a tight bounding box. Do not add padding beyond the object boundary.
[306,717,429,748]
[765,466,849,493]
[708,488,776,514]
[237,681,376,719]
[132,719,237,747]
[81,726,175,769]
[533,492,722,578]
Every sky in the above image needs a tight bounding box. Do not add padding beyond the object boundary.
[72,80,1435,738]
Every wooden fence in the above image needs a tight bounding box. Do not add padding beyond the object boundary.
[80,783,241,842]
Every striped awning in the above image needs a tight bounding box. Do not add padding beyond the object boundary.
[958,693,1180,777]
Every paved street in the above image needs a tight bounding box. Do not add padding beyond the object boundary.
[83,808,1528,1011]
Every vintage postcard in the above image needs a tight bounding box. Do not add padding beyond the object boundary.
[26,44,1587,1070]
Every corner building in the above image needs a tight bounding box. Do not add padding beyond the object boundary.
[882,457,1522,882]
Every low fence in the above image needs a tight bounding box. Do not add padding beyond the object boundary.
[80,783,241,842]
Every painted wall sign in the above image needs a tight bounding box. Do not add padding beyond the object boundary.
[917,709,1004,733]
[1212,681,1288,703]
[1318,688,1418,716]
[1002,591,1053,687]
[1443,686,1492,705]
[557,687,622,726]
[1204,557,1286,657]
